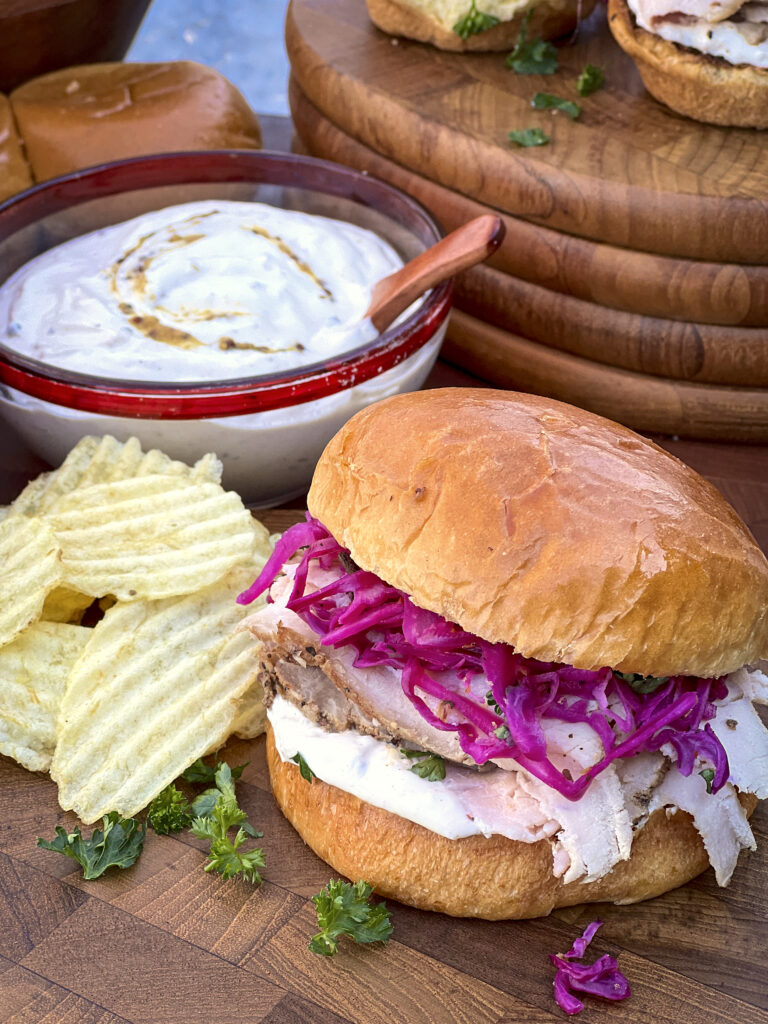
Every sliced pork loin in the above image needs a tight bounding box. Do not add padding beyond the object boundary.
[247,603,476,767]
[242,563,768,887]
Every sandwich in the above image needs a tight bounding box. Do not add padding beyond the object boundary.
[365,0,595,51]
[240,388,768,919]
[608,0,768,127]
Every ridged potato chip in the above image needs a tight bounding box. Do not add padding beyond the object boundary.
[230,674,267,739]
[49,475,257,601]
[51,565,269,822]
[0,621,91,772]
[0,517,62,648]
[42,586,94,624]
[9,435,222,518]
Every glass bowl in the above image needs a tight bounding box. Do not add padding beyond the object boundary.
[0,151,452,505]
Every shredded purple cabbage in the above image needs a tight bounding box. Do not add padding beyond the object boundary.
[549,919,631,1015]
[238,515,730,800]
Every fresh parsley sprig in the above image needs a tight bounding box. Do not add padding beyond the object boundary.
[400,748,446,782]
[190,763,265,884]
[506,12,559,74]
[309,880,394,957]
[453,0,500,39]
[37,812,146,879]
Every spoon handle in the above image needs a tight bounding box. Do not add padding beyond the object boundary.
[365,213,505,333]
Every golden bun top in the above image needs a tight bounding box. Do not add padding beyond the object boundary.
[10,61,262,182]
[308,388,768,678]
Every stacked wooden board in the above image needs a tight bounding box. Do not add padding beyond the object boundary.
[286,0,768,440]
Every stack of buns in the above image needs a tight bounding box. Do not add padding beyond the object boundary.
[0,61,262,203]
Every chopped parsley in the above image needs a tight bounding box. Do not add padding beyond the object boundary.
[531,92,581,119]
[291,751,316,783]
[506,12,559,74]
[699,768,716,794]
[615,672,670,695]
[400,748,446,782]
[453,0,500,39]
[486,689,504,715]
[509,127,550,147]
[577,63,605,96]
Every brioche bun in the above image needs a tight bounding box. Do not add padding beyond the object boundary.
[0,94,32,201]
[307,388,768,679]
[267,725,757,918]
[10,61,262,183]
[365,0,595,51]
[608,0,768,128]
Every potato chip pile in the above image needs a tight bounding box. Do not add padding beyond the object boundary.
[0,436,273,823]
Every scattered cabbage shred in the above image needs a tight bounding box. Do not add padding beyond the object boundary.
[549,919,630,1015]
[239,516,731,802]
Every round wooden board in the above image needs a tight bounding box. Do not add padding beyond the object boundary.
[286,0,768,264]
[456,264,768,387]
[289,80,768,327]
[444,309,768,440]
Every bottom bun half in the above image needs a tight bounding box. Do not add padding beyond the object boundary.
[266,725,756,919]
[608,0,768,128]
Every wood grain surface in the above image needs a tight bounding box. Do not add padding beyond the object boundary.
[1,356,767,1023]
[286,0,768,263]
[289,80,768,329]
[444,309,768,440]
[455,263,768,387]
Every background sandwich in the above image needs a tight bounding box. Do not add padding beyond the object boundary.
[241,388,768,919]
[365,0,595,51]
[608,0,768,126]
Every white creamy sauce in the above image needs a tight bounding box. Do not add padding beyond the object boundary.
[0,200,406,382]
[269,694,557,842]
[630,0,768,66]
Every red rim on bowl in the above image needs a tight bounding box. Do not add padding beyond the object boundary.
[0,151,452,419]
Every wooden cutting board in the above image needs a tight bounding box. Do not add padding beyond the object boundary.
[286,0,768,264]
[289,80,768,328]
[444,309,768,440]
[1,508,767,1024]
[455,264,768,387]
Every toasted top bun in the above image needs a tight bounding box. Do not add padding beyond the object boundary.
[308,388,768,679]
[365,0,594,50]
[10,61,262,183]
[0,94,32,202]
[608,0,768,128]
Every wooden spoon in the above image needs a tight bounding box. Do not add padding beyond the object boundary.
[364,213,505,333]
